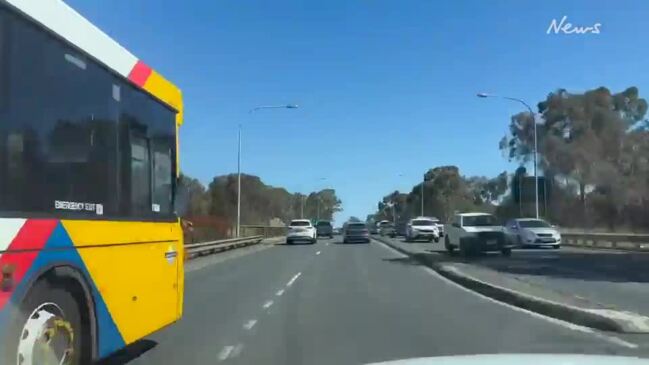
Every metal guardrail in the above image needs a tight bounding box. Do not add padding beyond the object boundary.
[561,231,649,251]
[240,225,287,238]
[184,235,264,260]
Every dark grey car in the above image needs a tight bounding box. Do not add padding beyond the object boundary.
[316,221,334,238]
[343,222,371,243]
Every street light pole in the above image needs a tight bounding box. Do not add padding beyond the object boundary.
[237,124,242,237]
[236,104,298,237]
[421,176,424,216]
[316,177,327,222]
[477,93,539,219]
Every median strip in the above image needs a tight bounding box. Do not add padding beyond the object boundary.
[374,235,649,334]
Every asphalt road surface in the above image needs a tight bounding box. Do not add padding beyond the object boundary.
[102,237,647,365]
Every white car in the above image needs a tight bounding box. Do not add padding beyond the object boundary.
[429,216,444,237]
[444,212,513,257]
[405,217,440,242]
[286,219,317,244]
[505,218,561,249]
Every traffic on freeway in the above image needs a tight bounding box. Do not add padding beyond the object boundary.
[2,1,649,365]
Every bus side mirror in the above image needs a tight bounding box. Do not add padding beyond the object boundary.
[174,177,190,216]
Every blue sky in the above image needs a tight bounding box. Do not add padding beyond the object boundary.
[66,0,648,223]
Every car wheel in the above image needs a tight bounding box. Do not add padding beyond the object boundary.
[343,239,348,244]
[444,235,455,254]
[434,237,440,243]
[286,239,291,245]
[459,238,472,258]
[501,247,512,257]
[5,279,87,365]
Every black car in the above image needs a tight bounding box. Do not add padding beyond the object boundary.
[316,220,334,238]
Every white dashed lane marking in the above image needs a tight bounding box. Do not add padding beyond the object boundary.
[243,319,257,330]
[286,272,302,287]
[218,345,235,361]
[276,289,284,296]
[263,300,274,309]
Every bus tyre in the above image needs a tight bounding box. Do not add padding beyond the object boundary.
[6,280,85,365]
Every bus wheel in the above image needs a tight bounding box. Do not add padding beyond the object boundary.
[10,280,84,365]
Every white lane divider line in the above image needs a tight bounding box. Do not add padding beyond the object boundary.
[316,251,321,255]
[218,345,234,361]
[231,344,244,358]
[263,300,274,309]
[286,272,302,287]
[276,289,285,297]
[243,319,257,330]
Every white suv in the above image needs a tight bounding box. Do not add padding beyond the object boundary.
[405,217,440,242]
[287,219,317,244]
[445,212,513,257]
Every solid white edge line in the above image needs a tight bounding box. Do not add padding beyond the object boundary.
[286,272,302,287]
[373,239,638,349]
[372,238,409,258]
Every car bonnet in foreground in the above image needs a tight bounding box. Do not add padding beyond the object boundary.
[365,354,648,365]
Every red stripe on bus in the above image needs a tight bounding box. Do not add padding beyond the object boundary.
[128,60,153,87]
[0,219,58,310]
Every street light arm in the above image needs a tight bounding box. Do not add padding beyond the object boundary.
[477,91,539,219]
[501,97,535,115]
[249,104,299,113]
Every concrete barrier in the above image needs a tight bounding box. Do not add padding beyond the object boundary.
[561,231,649,251]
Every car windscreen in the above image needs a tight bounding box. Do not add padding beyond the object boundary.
[518,220,551,228]
[412,220,435,226]
[290,221,311,227]
[316,221,332,227]
[379,222,393,227]
[462,215,499,227]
